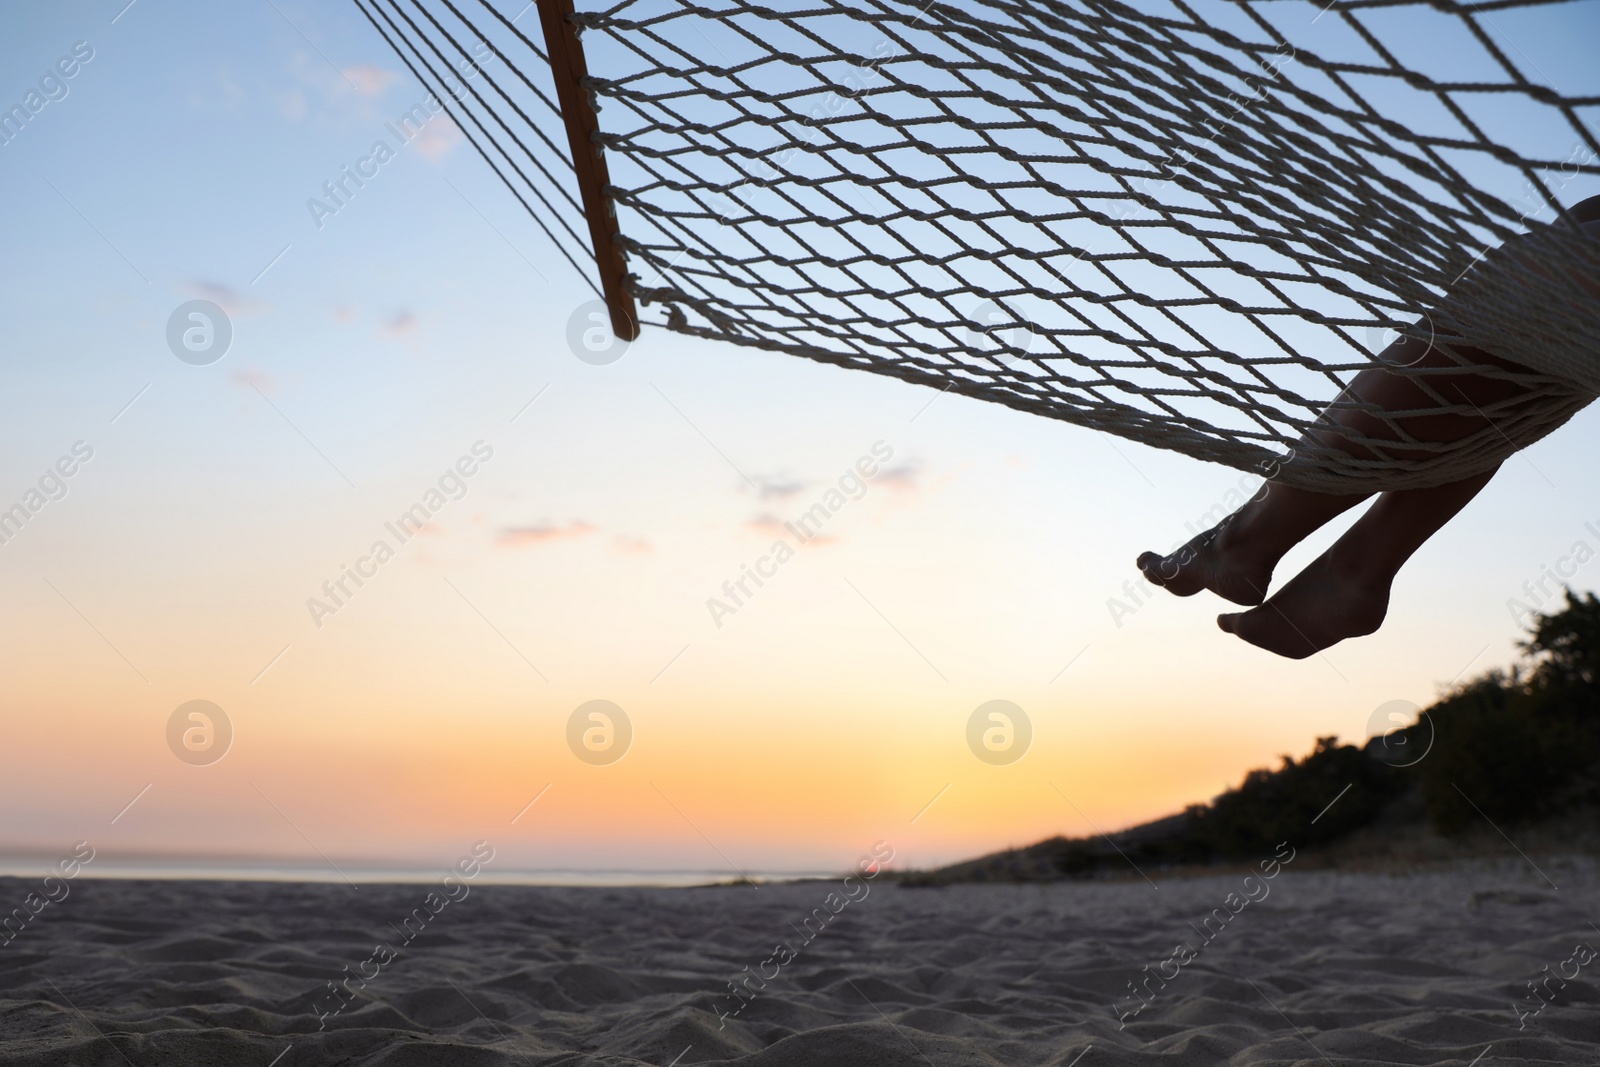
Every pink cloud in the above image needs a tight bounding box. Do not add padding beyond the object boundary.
[379,311,417,338]
[230,368,274,393]
[876,462,921,490]
[343,65,399,97]
[412,116,462,162]
[756,478,806,500]
[498,521,597,548]
[279,89,308,121]
[744,513,787,536]
[182,281,266,317]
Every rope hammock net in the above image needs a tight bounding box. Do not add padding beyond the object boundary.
[352,0,1600,492]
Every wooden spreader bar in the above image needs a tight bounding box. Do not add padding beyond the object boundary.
[537,0,639,341]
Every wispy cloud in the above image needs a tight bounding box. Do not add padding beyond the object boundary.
[498,521,597,548]
[745,514,787,536]
[182,281,267,317]
[412,116,463,162]
[747,512,843,545]
[379,311,417,338]
[757,478,807,501]
[343,64,399,97]
[876,462,921,491]
[612,535,651,555]
[230,368,274,393]
[279,88,308,121]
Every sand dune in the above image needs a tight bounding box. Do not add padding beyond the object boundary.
[2,862,1597,1064]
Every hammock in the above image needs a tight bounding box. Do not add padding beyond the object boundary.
[351,0,1600,492]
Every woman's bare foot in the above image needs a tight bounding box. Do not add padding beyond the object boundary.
[1136,519,1276,607]
[1215,545,1390,659]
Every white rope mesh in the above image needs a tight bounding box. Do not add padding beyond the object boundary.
[356,0,1600,492]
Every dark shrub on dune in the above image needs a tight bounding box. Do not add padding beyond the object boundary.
[905,591,1600,886]
[1421,590,1600,833]
[1188,736,1405,858]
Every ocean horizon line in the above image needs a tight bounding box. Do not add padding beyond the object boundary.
[0,857,844,888]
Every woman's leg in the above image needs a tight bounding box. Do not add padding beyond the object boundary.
[1216,465,1498,658]
[1137,330,1516,605]
[1138,198,1598,653]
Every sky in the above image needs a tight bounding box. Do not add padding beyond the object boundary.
[0,0,1597,882]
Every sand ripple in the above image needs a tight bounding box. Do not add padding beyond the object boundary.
[2,864,1598,1064]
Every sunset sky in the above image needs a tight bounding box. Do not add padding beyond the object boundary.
[1,1,1598,882]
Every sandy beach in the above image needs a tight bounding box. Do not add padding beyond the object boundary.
[2,860,1597,1065]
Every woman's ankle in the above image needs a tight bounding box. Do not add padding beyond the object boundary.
[1220,483,1365,568]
